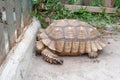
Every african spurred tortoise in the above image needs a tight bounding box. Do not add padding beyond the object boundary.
[35,19,105,64]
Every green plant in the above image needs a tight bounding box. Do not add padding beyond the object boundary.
[32,0,74,28]
[115,0,120,8]
[91,0,103,6]
[32,0,119,30]
[72,8,92,22]
[68,0,74,4]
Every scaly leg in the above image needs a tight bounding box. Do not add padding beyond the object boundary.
[41,49,63,65]
[35,40,45,56]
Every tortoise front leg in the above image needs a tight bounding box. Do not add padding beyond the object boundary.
[35,40,45,56]
[41,49,63,65]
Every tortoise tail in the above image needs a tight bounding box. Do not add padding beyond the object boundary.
[41,49,63,65]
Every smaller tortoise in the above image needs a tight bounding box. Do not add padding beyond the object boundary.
[36,19,105,65]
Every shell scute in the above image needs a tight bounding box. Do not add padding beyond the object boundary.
[64,27,75,39]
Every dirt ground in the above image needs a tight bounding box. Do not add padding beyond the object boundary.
[25,34,120,80]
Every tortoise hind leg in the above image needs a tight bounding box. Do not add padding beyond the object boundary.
[88,51,98,58]
[88,40,99,58]
[41,49,63,65]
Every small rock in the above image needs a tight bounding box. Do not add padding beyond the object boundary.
[105,24,113,31]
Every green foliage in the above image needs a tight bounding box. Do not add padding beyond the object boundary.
[32,0,38,4]
[72,8,117,27]
[68,0,74,4]
[32,0,119,29]
[91,0,103,6]
[72,8,92,21]
[115,0,120,8]
[91,0,120,8]
[32,0,77,28]
[68,0,81,4]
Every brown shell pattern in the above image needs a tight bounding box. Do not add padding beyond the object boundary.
[41,19,105,55]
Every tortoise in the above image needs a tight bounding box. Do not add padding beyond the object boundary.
[35,19,105,65]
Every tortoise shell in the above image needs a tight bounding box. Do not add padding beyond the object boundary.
[40,19,105,56]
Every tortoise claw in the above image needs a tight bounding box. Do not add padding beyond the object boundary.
[52,58,63,65]
[44,57,63,65]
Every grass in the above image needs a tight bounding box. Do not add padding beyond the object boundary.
[68,0,120,8]
[31,0,120,32]
[115,0,120,8]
